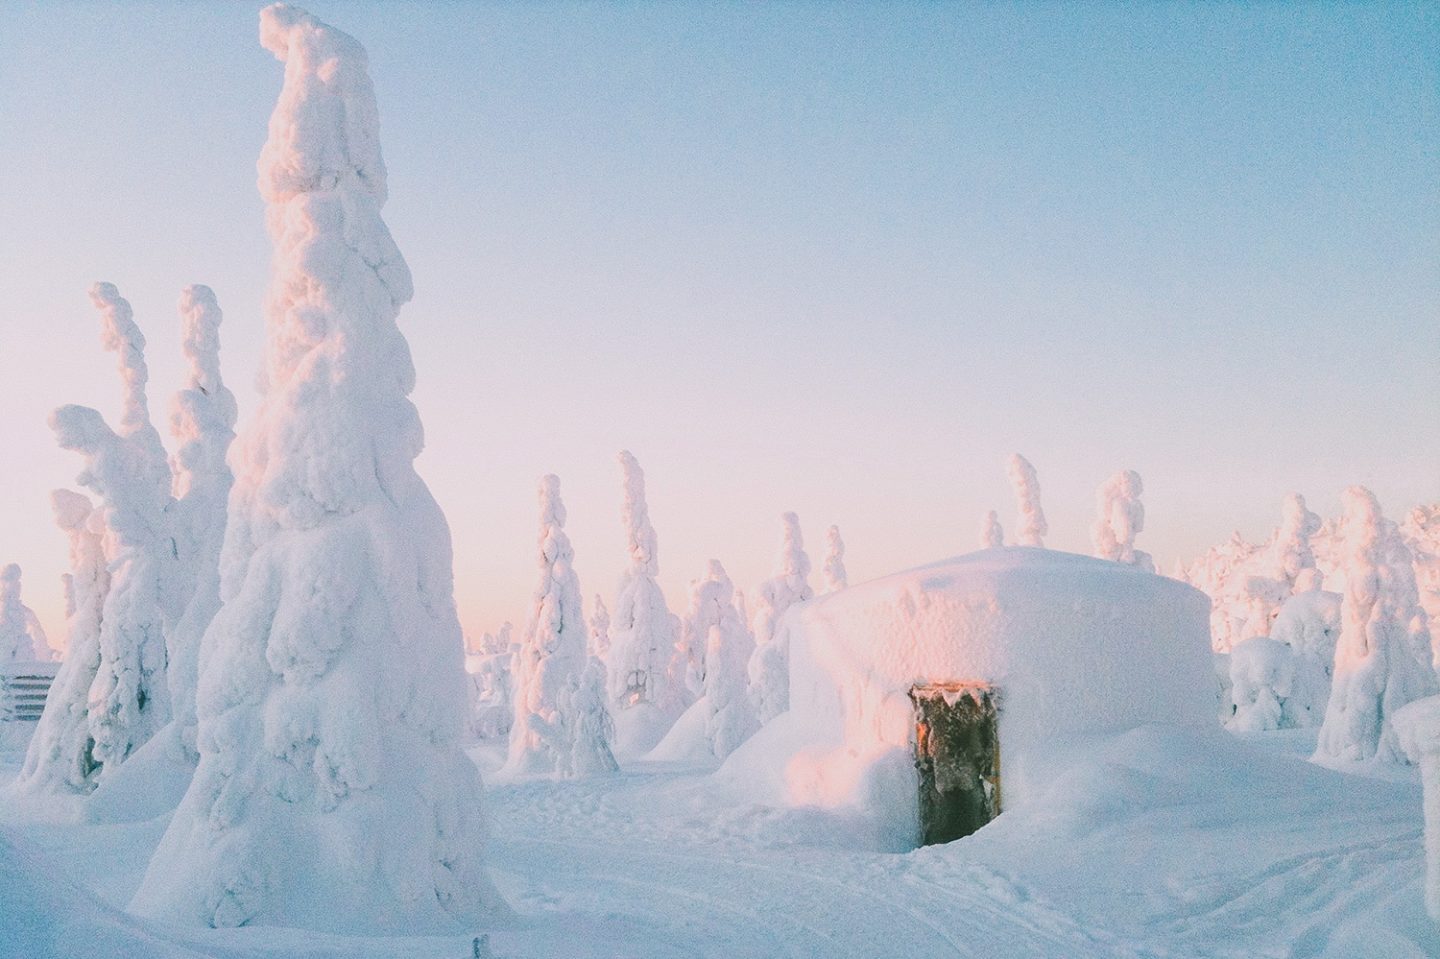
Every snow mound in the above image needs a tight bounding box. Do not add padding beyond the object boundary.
[724,547,1212,840]
[644,697,715,765]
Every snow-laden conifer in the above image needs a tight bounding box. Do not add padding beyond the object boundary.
[15,492,111,793]
[608,451,682,713]
[1315,487,1438,764]
[132,5,498,931]
[589,595,611,660]
[1091,470,1154,571]
[48,284,175,776]
[1272,492,1322,588]
[0,565,47,662]
[163,285,237,756]
[748,512,813,724]
[685,561,757,757]
[980,510,1004,549]
[823,525,848,593]
[1007,454,1047,547]
[505,475,616,778]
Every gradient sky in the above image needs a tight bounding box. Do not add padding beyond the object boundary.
[1,1,1436,649]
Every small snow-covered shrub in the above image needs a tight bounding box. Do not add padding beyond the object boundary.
[1228,638,1294,733]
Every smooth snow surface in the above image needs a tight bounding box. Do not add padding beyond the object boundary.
[743,547,1213,829]
[3,726,1436,957]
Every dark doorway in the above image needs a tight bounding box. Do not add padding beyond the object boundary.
[910,682,1000,846]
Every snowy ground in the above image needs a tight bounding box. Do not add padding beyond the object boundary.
[2,726,1437,958]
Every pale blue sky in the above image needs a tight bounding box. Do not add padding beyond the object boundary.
[1,2,1436,644]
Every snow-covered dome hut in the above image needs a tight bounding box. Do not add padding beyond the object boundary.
[718,547,1213,848]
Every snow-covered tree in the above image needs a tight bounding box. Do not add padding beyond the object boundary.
[131,6,497,931]
[163,285,237,758]
[0,565,48,662]
[1185,531,1268,654]
[748,512,814,724]
[1272,569,1342,728]
[1404,504,1440,661]
[679,560,738,698]
[14,491,111,794]
[563,658,617,777]
[1091,469,1154,571]
[980,510,1004,549]
[589,595,611,660]
[1315,487,1438,764]
[465,624,516,740]
[468,645,513,741]
[685,561,757,758]
[673,578,708,699]
[1007,453,1047,547]
[1271,492,1321,588]
[1238,575,1290,642]
[822,525,848,593]
[48,283,176,776]
[608,450,683,714]
[505,475,616,778]
[1228,637,1294,733]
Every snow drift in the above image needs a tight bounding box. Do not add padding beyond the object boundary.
[720,547,1213,846]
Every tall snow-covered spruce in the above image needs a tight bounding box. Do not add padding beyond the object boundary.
[164,285,237,757]
[1315,486,1437,764]
[1091,469,1154,572]
[49,283,176,777]
[1007,453,1047,547]
[0,565,48,662]
[589,595,611,660]
[131,5,498,931]
[980,510,1004,549]
[822,525,848,593]
[608,451,683,718]
[687,561,758,758]
[505,475,616,778]
[748,512,814,724]
[1271,492,1322,588]
[15,492,111,794]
